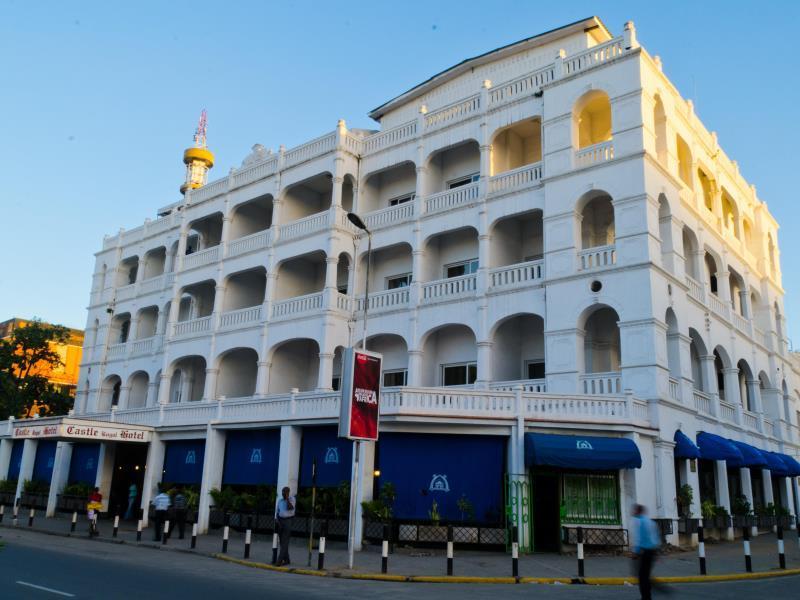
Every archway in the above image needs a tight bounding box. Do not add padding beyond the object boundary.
[420,324,477,387]
[216,348,258,399]
[268,339,320,393]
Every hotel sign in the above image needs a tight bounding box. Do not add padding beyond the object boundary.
[13,419,151,443]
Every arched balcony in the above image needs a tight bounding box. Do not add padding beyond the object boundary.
[184,212,223,270]
[272,251,326,319]
[423,141,480,214]
[360,162,416,224]
[228,195,273,257]
[580,306,621,395]
[127,371,150,409]
[420,324,477,387]
[267,339,320,393]
[220,268,266,329]
[216,348,258,399]
[421,227,478,303]
[491,314,545,391]
[355,243,412,314]
[174,280,215,337]
[573,90,613,166]
[488,211,543,289]
[98,374,121,412]
[168,356,206,403]
[578,192,615,271]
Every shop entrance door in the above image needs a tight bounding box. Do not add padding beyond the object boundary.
[109,443,148,519]
[532,471,560,552]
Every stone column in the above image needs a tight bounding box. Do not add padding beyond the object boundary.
[722,367,741,408]
[740,468,758,536]
[146,381,159,408]
[0,438,13,479]
[47,442,73,517]
[197,425,226,533]
[276,426,302,506]
[14,439,38,503]
[778,477,794,521]
[156,372,172,405]
[714,460,734,539]
[352,440,375,551]
[654,440,680,546]
[475,340,493,389]
[700,355,720,416]
[762,468,775,509]
[678,458,701,546]
[140,434,166,527]
[94,442,117,513]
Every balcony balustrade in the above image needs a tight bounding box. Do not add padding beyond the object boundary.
[422,274,477,303]
[577,245,616,271]
[363,202,414,230]
[271,292,323,319]
[488,260,543,289]
[227,230,271,258]
[575,140,614,168]
[488,163,542,195]
[182,246,219,270]
[356,288,410,313]
[693,389,712,414]
[424,181,479,214]
[579,372,621,395]
[173,316,212,337]
[219,306,262,329]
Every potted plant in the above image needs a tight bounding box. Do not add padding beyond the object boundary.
[731,495,754,528]
[57,482,92,512]
[676,484,693,518]
[0,479,17,506]
[455,493,478,543]
[712,505,730,529]
[20,479,50,509]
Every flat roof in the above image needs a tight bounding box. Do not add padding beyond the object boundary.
[368,16,611,122]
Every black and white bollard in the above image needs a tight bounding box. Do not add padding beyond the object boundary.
[697,520,707,575]
[162,520,170,545]
[576,526,585,577]
[317,520,327,571]
[244,528,252,559]
[191,522,198,549]
[13,503,19,527]
[0,504,4,523]
[71,511,78,533]
[511,526,519,578]
[136,519,143,542]
[446,525,454,576]
[222,524,230,554]
[271,532,279,564]
[778,525,786,569]
[380,523,389,574]
[743,527,752,572]
[28,507,35,527]
[112,515,120,538]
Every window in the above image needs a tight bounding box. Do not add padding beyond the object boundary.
[442,362,477,386]
[526,361,545,379]
[447,173,479,189]
[561,473,620,525]
[445,259,478,279]
[388,193,414,206]
[332,377,340,392]
[337,284,348,295]
[386,274,411,289]
[119,320,130,344]
[383,369,408,387]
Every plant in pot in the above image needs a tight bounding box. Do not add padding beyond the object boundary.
[731,494,753,527]
[360,482,396,523]
[21,479,50,509]
[700,499,716,522]
[676,484,693,518]
[457,493,475,522]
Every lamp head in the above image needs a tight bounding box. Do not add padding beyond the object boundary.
[346,212,368,232]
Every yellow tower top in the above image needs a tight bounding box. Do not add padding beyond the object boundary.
[181,109,215,195]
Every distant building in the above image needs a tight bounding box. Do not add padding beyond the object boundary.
[0,318,84,399]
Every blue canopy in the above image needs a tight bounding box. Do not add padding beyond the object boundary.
[763,451,789,476]
[696,432,743,462]
[525,433,641,470]
[727,440,768,469]
[673,430,701,459]
[776,453,800,477]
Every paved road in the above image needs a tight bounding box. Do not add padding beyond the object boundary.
[1,529,798,599]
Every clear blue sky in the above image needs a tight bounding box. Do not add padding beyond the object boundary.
[2,1,799,342]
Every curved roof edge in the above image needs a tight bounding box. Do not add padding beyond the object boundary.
[368,15,611,122]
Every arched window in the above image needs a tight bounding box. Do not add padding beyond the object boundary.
[653,95,667,165]
[676,135,692,188]
[574,91,612,149]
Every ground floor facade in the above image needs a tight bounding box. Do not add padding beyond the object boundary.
[1,392,799,552]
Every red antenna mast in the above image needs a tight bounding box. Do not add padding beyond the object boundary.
[193,109,208,148]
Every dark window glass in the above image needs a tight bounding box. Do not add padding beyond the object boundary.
[527,361,545,379]
[383,370,407,387]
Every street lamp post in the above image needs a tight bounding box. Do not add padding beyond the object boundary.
[345,211,372,570]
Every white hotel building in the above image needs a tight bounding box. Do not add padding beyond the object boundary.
[2,16,800,551]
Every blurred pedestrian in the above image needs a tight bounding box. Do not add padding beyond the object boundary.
[152,487,171,541]
[275,486,296,565]
[124,482,138,520]
[631,504,662,600]
[173,486,188,539]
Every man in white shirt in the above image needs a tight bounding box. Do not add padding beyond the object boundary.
[275,486,296,565]
[152,488,171,542]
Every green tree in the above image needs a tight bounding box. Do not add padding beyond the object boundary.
[0,319,74,419]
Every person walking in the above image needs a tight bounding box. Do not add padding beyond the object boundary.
[152,488,171,541]
[275,486,296,566]
[632,504,662,600]
[173,486,188,539]
[124,482,138,520]
[86,487,103,537]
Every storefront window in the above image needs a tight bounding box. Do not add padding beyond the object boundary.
[561,473,620,525]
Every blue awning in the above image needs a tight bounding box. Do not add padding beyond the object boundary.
[727,440,768,469]
[763,451,789,476]
[524,433,641,470]
[673,430,700,459]
[696,432,743,462]
[776,453,800,477]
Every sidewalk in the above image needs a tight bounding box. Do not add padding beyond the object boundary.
[3,514,800,581]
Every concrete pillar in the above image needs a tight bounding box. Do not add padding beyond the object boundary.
[352,440,375,551]
[762,468,775,509]
[202,367,219,401]
[714,460,734,539]
[700,355,720,416]
[475,340,492,388]
[740,468,758,536]
[792,478,800,523]
[118,385,131,411]
[95,442,116,513]
[678,458,701,546]
[146,381,159,408]
[156,372,172,405]
[0,438,13,480]
[722,367,742,409]
[255,360,271,397]
[779,477,794,519]
[139,434,166,527]
[197,425,225,534]
[14,439,37,502]
[47,442,73,517]
[276,425,302,500]
[407,349,423,387]
[654,441,680,545]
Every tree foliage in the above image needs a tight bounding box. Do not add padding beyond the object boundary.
[0,320,74,419]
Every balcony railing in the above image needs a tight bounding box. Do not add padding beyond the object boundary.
[424,94,481,131]
[271,292,323,319]
[668,377,680,402]
[138,275,165,296]
[489,260,543,289]
[278,211,329,242]
[116,283,136,301]
[173,316,212,337]
[283,131,336,169]
[488,66,555,106]
[425,182,480,214]
[577,245,616,271]
[227,229,271,258]
[231,155,279,189]
[219,306,262,329]
[488,163,542,195]
[743,410,760,431]
[130,337,155,356]
[563,37,625,75]
[719,401,736,423]
[489,379,546,393]
[685,275,705,304]
[707,293,730,320]
[693,389,712,414]
[579,372,621,395]
[575,141,614,168]
[356,288,410,313]
[363,201,414,230]
[363,120,417,154]
[107,342,127,360]
[732,311,752,335]
[422,274,477,302]
[335,292,353,313]
[182,246,219,270]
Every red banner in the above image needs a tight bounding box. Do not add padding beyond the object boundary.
[339,348,382,441]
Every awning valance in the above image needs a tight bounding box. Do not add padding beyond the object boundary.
[524,433,642,470]
[696,432,743,462]
[673,430,700,459]
[763,451,789,476]
[728,440,768,469]
[776,453,800,477]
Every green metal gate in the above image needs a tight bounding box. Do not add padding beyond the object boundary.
[505,473,532,552]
